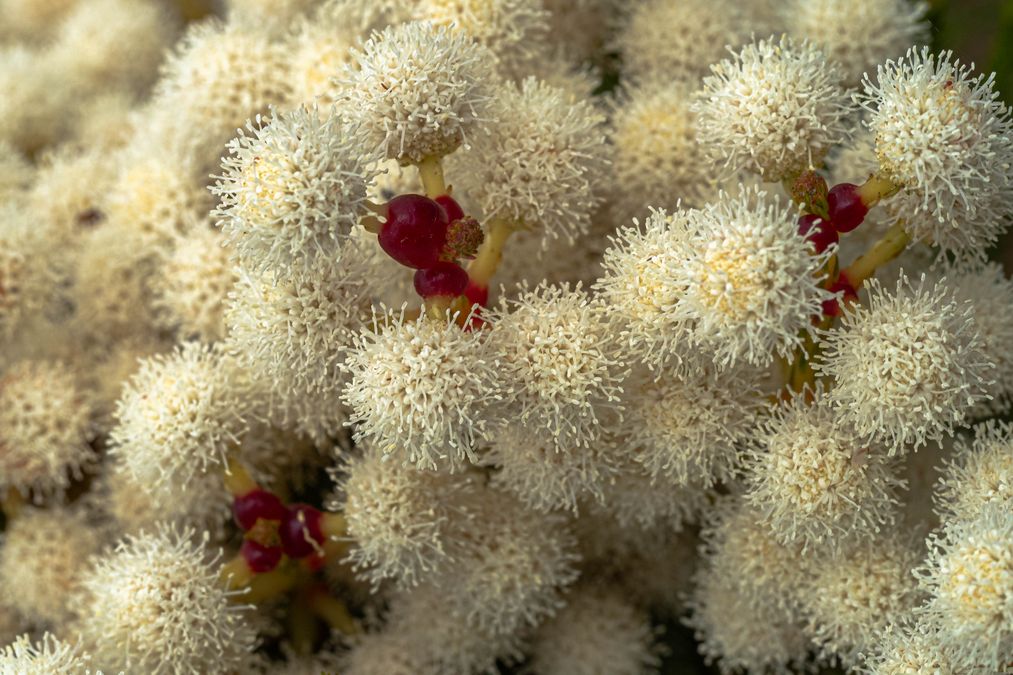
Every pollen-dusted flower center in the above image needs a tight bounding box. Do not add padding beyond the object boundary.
[939,542,1012,624]
[698,246,769,318]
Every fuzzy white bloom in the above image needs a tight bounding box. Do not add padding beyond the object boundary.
[693,35,854,181]
[485,423,620,514]
[486,283,626,450]
[154,227,236,342]
[26,147,114,245]
[593,209,696,370]
[212,107,378,274]
[913,505,1013,672]
[337,446,484,587]
[675,189,834,367]
[619,364,764,487]
[0,360,95,500]
[0,0,80,40]
[0,142,33,201]
[746,391,906,552]
[529,586,662,675]
[341,310,500,469]
[860,622,955,675]
[817,274,992,453]
[342,22,494,164]
[935,420,1013,526]
[0,633,97,675]
[109,342,254,492]
[434,487,580,636]
[457,76,608,242]
[412,0,550,78]
[860,47,1013,258]
[780,0,929,86]
[950,263,1013,415]
[0,506,103,626]
[597,463,712,533]
[615,0,757,86]
[797,536,923,666]
[0,208,60,342]
[0,47,75,154]
[74,528,257,675]
[610,83,714,221]
[286,13,359,106]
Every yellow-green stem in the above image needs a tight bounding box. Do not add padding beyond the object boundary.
[308,590,359,634]
[424,296,454,321]
[223,453,258,497]
[843,222,912,289]
[855,174,902,207]
[417,155,447,198]
[467,219,515,289]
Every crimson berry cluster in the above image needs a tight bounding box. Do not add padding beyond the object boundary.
[233,487,328,574]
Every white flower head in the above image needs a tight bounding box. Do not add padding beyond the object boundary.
[342,22,495,164]
[861,621,955,675]
[154,227,236,342]
[457,76,609,243]
[693,34,855,181]
[486,283,627,450]
[212,107,379,275]
[745,390,906,552]
[676,188,834,367]
[593,209,697,371]
[817,273,993,453]
[860,47,1013,259]
[74,527,257,675]
[780,0,929,86]
[341,309,500,470]
[914,506,1013,673]
[0,633,97,675]
[935,420,1013,526]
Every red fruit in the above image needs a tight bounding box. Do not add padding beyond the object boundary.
[241,539,283,574]
[827,183,869,233]
[378,194,449,269]
[434,194,465,223]
[279,504,325,559]
[822,273,859,317]
[464,280,488,308]
[233,489,287,531]
[440,217,484,261]
[414,262,469,299]
[797,214,839,253]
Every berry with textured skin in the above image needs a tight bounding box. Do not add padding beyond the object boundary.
[827,183,869,232]
[440,217,484,261]
[414,262,469,299]
[798,214,839,253]
[241,540,283,574]
[378,194,449,269]
[435,194,465,223]
[233,489,287,531]
[280,504,325,559]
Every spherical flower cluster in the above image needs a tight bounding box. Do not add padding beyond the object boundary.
[341,22,494,164]
[860,622,955,674]
[693,35,854,181]
[935,420,1013,525]
[457,76,609,242]
[780,0,929,86]
[341,310,500,469]
[860,47,1013,258]
[817,274,992,453]
[0,208,59,342]
[746,391,905,551]
[74,527,257,675]
[0,506,102,625]
[675,189,834,366]
[616,0,757,86]
[212,107,378,275]
[109,342,253,492]
[487,283,625,449]
[0,633,96,675]
[593,209,696,370]
[914,505,1013,672]
[0,360,94,500]
[609,83,714,221]
[528,586,661,675]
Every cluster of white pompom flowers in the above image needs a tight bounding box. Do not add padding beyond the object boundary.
[1,0,1012,673]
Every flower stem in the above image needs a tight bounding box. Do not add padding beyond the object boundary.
[417,155,447,198]
[855,174,902,207]
[842,222,912,290]
[307,586,360,634]
[467,218,515,290]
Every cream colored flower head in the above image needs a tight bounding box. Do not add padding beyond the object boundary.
[861,47,1013,259]
[817,273,992,453]
[342,22,495,164]
[0,634,98,675]
[935,420,1013,526]
[693,34,854,181]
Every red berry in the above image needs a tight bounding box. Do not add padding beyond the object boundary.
[464,279,488,308]
[440,217,484,261]
[822,273,859,317]
[434,194,465,223]
[797,214,839,253]
[279,504,325,559]
[233,489,287,531]
[241,539,283,574]
[414,262,469,299]
[827,183,869,233]
[378,194,449,269]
